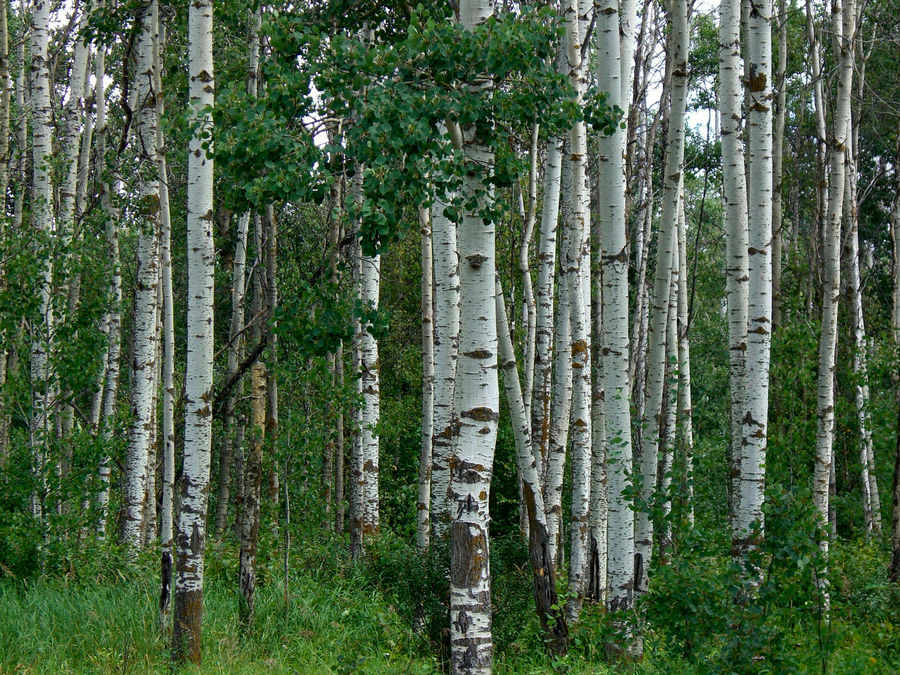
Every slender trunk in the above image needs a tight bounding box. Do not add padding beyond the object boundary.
[658,258,679,557]
[29,0,55,527]
[0,0,10,462]
[239,365,266,625]
[736,0,774,563]
[157,18,175,623]
[676,194,694,526]
[496,277,569,655]
[563,0,593,622]
[214,211,249,538]
[530,136,562,481]
[431,186,460,544]
[323,180,342,518]
[121,0,163,548]
[813,0,854,593]
[544,209,571,567]
[635,0,687,594]
[596,0,635,614]
[720,0,750,537]
[520,124,539,426]
[771,0,787,327]
[12,34,25,233]
[334,342,345,533]
[350,170,380,557]
[95,45,122,536]
[172,0,214,660]
[847,147,879,536]
[416,206,434,552]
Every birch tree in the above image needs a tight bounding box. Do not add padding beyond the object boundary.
[350,187,380,558]
[416,206,434,551]
[562,0,593,622]
[496,277,568,655]
[813,0,854,579]
[596,0,635,613]
[448,1,499,669]
[121,0,163,549]
[29,0,54,525]
[719,0,750,537]
[172,0,214,659]
[430,189,459,544]
[635,0,688,594]
[95,44,123,535]
[735,0,775,562]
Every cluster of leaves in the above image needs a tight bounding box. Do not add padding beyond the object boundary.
[641,483,832,672]
[215,5,620,257]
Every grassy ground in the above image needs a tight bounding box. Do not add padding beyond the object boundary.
[0,573,439,673]
[1,534,897,673]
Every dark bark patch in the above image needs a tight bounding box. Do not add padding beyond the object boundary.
[462,407,499,423]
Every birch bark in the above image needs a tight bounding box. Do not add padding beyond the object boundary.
[736,0,775,561]
[635,0,687,594]
[563,0,593,622]
[675,193,694,525]
[121,0,163,548]
[449,1,498,669]
[172,0,214,660]
[846,141,880,536]
[417,206,434,552]
[431,189,460,544]
[29,0,54,525]
[530,136,562,481]
[156,17,175,622]
[720,0,750,532]
[813,0,854,580]
[596,0,635,613]
[771,0,787,327]
[496,277,568,654]
[95,45,123,536]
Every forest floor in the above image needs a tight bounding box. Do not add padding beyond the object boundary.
[1,533,898,673]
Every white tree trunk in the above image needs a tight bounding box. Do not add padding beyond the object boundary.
[172,0,214,660]
[520,124,539,425]
[676,192,694,526]
[155,17,175,622]
[95,45,123,536]
[596,0,635,613]
[563,0,593,622]
[736,0,775,561]
[659,257,680,553]
[359,247,381,546]
[29,0,55,526]
[771,0,787,327]
[845,140,880,536]
[431,189,460,544]
[495,276,568,654]
[530,136,562,481]
[121,0,163,549]
[449,1,498,670]
[720,0,750,534]
[417,206,434,552]
[544,208,571,566]
[813,0,854,583]
[635,0,687,594]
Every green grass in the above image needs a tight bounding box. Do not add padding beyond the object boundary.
[0,570,436,673]
[1,535,897,674]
